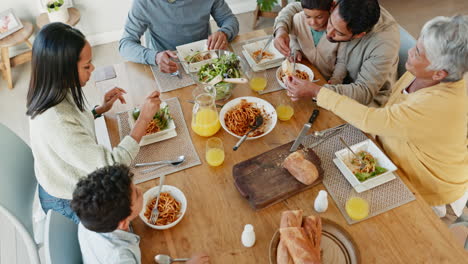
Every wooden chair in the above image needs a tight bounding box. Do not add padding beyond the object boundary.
[252,0,288,29]
[0,21,34,89]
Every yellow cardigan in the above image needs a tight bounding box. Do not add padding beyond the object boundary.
[317,72,468,205]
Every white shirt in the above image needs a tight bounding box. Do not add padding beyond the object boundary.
[78,223,141,264]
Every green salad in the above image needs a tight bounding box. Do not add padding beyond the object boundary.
[350,151,388,182]
[132,105,172,131]
[197,53,241,100]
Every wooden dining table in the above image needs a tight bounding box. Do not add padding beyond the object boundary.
[87,29,468,264]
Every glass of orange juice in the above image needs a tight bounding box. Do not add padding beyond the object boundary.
[206,137,224,167]
[345,197,370,220]
[276,91,294,121]
[249,70,268,92]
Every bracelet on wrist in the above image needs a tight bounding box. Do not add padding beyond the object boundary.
[92,105,102,119]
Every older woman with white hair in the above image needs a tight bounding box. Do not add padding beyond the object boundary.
[286,15,468,217]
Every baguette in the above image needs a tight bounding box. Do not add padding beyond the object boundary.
[277,210,303,264]
[302,216,322,260]
[283,151,319,185]
[280,227,321,264]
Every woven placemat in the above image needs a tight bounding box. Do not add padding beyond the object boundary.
[301,124,416,224]
[117,97,201,184]
[150,65,195,93]
[231,36,284,95]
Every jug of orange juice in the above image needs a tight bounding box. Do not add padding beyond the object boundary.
[191,85,221,137]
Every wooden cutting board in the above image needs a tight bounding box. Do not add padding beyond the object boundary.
[232,140,323,210]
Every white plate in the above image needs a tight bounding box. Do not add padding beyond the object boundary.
[242,50,282,72]
[242,38,285,67]
[276,63,315,89]
[139,185,187,230]
[127,102,177,146]
[219,96,277,140]
[334,139,397,193]
[175,39,218,73]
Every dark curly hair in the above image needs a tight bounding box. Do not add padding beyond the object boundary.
[336,0,381,34]
[301,0,333,11]
[71,165,134,232]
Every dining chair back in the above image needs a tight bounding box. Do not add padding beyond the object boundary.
[44,210,82,264]
[398,26,417,78]
[0,123,40,264]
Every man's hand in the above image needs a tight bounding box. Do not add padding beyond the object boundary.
[288,50,302,62]
[285,76,322,100]
[186,253,210,264]
[156,50,178,73]
[207,31,228,50]
[274,27,291,57]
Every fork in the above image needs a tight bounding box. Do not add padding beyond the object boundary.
[255,36,273,62]
[339,137,366,170]
[149,174,166,225]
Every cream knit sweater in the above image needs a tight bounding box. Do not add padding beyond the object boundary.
[29,93,140,199]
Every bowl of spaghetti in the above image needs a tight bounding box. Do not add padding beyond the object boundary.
[276,63,314,89]
[219,96,277,140]
[140,185,187,230]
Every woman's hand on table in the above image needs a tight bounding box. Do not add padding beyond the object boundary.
[130,91,161,143]
[207,31,228,50]
[156,50,179,73]
[284,76,322,100]
[95,87,127,115]
[186,253,210,264]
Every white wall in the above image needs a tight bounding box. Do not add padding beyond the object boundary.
[0,0,257,47]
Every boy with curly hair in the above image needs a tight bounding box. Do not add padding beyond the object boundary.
[71,165,209,264]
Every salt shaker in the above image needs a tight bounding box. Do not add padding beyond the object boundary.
[241,224,256,247]
[314,190,328,213]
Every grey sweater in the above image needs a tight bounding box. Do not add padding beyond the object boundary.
[119,0,239,66]
[275,3,400,106]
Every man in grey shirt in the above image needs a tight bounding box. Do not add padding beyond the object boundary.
[119,0,239,73]
[71,165,210,264]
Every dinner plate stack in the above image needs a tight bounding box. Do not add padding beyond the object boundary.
[242,38,285,72]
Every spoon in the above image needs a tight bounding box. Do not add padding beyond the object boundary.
[313,124,346,137]
[233,115,264,151]
[135,155,185,167]
[155,254,189,264]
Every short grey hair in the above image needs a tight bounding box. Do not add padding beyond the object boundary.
[420,15,468,82]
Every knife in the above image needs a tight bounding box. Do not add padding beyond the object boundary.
[290,109,320,152]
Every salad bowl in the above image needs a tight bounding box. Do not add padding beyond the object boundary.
[185,50,249,101]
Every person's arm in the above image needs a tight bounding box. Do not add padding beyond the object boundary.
[48,113,140,175]
[210,0,239,42]
[323,38,399,105]
[119,0,158,65]
[116,249,140,264]
[274,2,303,34]
[316,88,434,139]
[328,43,348,84]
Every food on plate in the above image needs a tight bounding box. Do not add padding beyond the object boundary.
[224,99,267,137]
[279,60,310,83]
[283,151,319,185]
[197,53,241,100]
[132,105,172,135]
[277,210,303,264]
[144,192,181,226]
[185,51,212,63]
[345,150,388,181]
[302,216,322,259]
[280,227,321,264]
[252,49,274,63]
[277,211,322,264]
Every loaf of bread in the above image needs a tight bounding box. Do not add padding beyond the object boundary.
[277,210,303,264]
[280,227,321,264]
[302,216,322,260]
[283,151,319,185]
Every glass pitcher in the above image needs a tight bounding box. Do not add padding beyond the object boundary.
[191,85,221,137]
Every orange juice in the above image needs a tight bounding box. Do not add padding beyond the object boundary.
[192,108,221,137]
[206,148,225,166]
[276,104,294,121]
[249,77,267,92]
[345,197,369,220]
